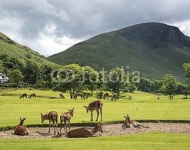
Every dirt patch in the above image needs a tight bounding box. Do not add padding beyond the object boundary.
[0,123,190,138]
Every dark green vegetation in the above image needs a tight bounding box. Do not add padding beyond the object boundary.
[48,22,190,81]
[0,32,60,87]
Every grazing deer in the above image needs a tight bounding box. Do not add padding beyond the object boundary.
[14,117,29,136]
[111,93,118,100]
[41,111,59,135]
[29,93,36,99]
[60,108,74,134]
[84,100,103,121]
[74,93,85,100]
[103,93,109,99]
[67,122,103,138]
[122,114,142,129]
[60,93,65,99]
[20,93,27,99]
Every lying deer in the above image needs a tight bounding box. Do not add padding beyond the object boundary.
[20,93,27,99]
[29,93,36,99]
[74,93,85,100]
[84,100,103,121]
[60,108,74,134]
[122,114,142,129]
[60,93,65,99]
[41,111,59,135]
[67,122,103,138]
[14,117,29,136]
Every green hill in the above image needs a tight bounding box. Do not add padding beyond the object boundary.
[48,22,190,81]
[0,32,58,67]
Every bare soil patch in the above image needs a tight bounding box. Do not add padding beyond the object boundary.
[0,123,190,139]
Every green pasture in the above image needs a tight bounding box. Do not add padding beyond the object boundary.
[0,88,190,150]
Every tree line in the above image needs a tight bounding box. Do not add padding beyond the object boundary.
[0,54,190,99]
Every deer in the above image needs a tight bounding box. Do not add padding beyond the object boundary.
[20,93,27,99]
[111,93,118,100]
[29,93,36,99]
[14,117,29,136]
[60,108,74,134]
[84,100,103,121]
[103,93,109,99]
[74,93,85,100]
[60,93,65,99]
[122,114,142,129]
[67,122,103,138]
[41,111,59,135]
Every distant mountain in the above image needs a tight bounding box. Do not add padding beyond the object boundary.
[0,32,58,67]
[48,22,190,81]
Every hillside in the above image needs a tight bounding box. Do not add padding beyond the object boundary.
[48,22,190,81]
[0,32,58,67]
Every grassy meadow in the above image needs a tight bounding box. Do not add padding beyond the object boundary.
[0,88,190,149]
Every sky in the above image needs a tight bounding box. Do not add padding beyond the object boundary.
[1,0,190,57]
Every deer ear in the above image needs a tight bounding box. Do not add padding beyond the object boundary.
[73,108,74,110]
[124,116,127,118]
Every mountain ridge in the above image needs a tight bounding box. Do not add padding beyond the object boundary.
[48,22,190,81]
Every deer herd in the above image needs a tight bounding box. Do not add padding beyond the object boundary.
[14,92,144,138]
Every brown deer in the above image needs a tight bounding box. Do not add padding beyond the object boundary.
[74,93,85,100]
[84,100,103,121]
[29,93,36,99]
[20,93,27,99]
[41,111,59,135]
[103,93,109,99]
[111,93,118,100]
[67,122,103,138]
[60,93,65,99]
[14,117,29,136]
[60,108,74,134]
[122,114,142,129]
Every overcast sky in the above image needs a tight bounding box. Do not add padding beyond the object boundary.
[1,0,190,57]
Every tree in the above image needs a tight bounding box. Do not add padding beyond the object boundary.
[161,74,178,99]
[183,63,190,83]
[0,60,4,72]
[23,61,41,86]
[106,67,127,96]
[9,69,23,87]
[52,64,99,99]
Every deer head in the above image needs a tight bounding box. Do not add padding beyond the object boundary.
[68,108,74,116]
[41,113,48,123]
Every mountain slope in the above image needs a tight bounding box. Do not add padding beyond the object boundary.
[48,22,190,81]
[0,32,58,67]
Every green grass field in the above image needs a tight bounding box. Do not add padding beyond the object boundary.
[0,88,190,150]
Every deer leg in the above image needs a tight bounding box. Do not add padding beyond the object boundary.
[100,108,102,121]
[48,121,51,133]
[60,120,62,134]
[90,111,93,121]
[96,110,99,121]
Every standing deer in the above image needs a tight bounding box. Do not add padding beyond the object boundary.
[60,108,74,134]
[67,122,103,138]
[14,117,29,136]
[84,100,103,121]
[41,111,59,135]
[122,114,142,129]
[103,93,109,99]
[20,93,27,99]
[29,93,36,99]
[74,93,85,100]
[60,93,65,99]
[111,93,118,100]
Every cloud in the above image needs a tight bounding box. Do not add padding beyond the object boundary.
[1,0,190,56]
